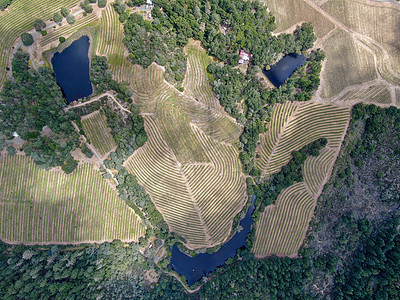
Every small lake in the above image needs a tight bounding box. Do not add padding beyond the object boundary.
[52,36,93,103]
[263,53,307,87]
[170,196,255,286]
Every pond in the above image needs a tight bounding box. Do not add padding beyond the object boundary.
[263,53,307,87]
[170,196,255,286]
[52,36,93,103]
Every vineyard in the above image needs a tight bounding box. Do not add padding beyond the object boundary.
[124,47,246,249]
[252,182,315,257]
[252,102,350,257]
[95,4,128,81]
[38,12,99,50]
[81,110,116,158]
[262,0,400,107]
[0,154,145,244]
[0,0,80,87]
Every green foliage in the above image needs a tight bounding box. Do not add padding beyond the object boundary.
[53,12,63,24]
[59,36,66,43]
[0,50,80,171]
[61,159,78,174]
[33,18,46,32]
[208,49,325,174]
[40,30,47,36]
[249,138,327,210]
[60,7,69,17]
[6,146,16,155]
[80,0,93,13]
[21,33,33,46]
[126,0,145,6]
[66,15,75,25]
[90,55,115,93]
[98,0,107,8]
[0,0,12,10]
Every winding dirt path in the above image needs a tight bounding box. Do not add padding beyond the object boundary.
[65,91,132,113]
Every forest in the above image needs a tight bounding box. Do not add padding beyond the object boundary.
[0,50,80,172]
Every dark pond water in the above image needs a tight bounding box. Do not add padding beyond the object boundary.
[170,196,256,286]
[52,36,93,103]
[263,53,307,87]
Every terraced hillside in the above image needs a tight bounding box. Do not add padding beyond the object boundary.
[262,0,400,107]
[39,12,99,50]
[0,0,80,87]
[184,40,222,112]
[0,154,145,244]
[124,47,246,249]
[81,110,116,158]
[252,102,350,257]
[95,4,128,81]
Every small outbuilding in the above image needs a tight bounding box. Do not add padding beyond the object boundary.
[238,49,252,64]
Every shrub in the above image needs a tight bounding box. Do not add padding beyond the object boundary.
[6,146,16,156]
[59,37,66,43]
[98,0,107,8]
[41,30,47,36]
[66,15,75,24]
[60,7,69,17]
[33,19,46,32]
[53,12,63,24]
[21,33,34,46]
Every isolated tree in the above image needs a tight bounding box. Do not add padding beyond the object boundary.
[21,33,34,46]
[59,37,66,43]
[98,0,107,7]
[60,7,69,17]
[33,18,46,32]
[53,12,63,24]
[66,15,75,24]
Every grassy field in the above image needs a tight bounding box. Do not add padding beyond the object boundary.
[320,29,377,98]
[123,45,247,249]
[262,0,400,105]
[322,0,400,73]
[252,102,350,257]
[0,154,145,244]
[0,0,80,87]
[261,0,335,39]
[81,110,116,158]
[338,84,392,106]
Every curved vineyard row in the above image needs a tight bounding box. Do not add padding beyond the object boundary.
[81,110,116,158]
[95,4,128,81]
[252,182,315,257]
[39,12,98,48]
[256,102,350,177]
[0,155,145,244]
[0,0,80,87]
[338,83,392,106]
[184,40,223,112]
[252,102,350,257]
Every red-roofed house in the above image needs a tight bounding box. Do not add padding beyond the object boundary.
[238,50,251,64]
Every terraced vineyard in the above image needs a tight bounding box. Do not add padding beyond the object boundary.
[39,12,99,49]
[256,102,350,177]
[253,102,350,257]
[184,40,222,112]
[338,84,392,106]
[252,182,315,257]
[81,110,116,158]
[0,155,145,244]
[0,0,80,87]
[124,56,246,249]
[95,4,128,81]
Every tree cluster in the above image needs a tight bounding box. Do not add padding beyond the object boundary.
[0,0,12,10]
[0,50,80,171]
